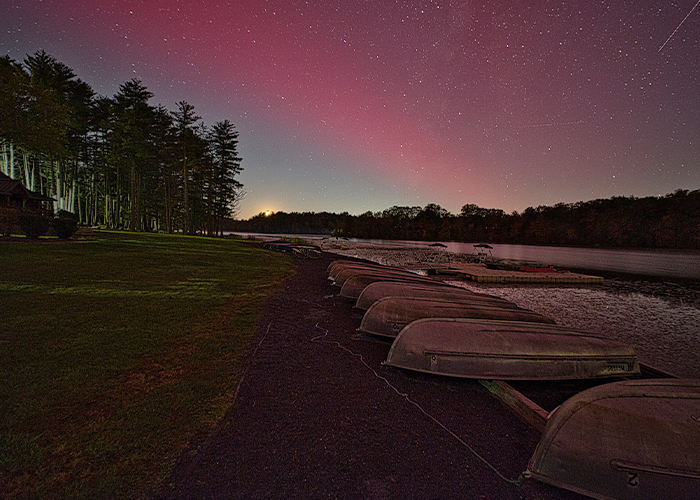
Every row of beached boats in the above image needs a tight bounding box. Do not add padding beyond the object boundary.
[327,259,700,500]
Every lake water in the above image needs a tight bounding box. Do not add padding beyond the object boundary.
[234,232,700,279]
[333,238,700,280]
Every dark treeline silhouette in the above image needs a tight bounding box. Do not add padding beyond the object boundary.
[1,51,244,235]
[233,190,700,249]
[234,211,347,235]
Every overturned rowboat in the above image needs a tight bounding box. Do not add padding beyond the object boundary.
[332,266,426,287]
[355,281,518,311]
[382,318,640,380]
[359,297,555,338]
[327,259,359,275]
[327,260,390,278]
[327,260,407,280]
[339,274,448,299]
[526,378,700,500]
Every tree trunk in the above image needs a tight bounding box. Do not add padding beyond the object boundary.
[183,156,189,235]
[130,158,137,231]
[115,164,121,228]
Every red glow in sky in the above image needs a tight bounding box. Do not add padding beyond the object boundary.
[3,0,699,218]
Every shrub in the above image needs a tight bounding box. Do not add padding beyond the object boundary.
[17,213,51,239]
[56,209,79,221]
[53,217,78,239]
[0,208,21,236]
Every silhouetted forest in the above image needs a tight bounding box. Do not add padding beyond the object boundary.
[1,51,243,235]
[232,189,700,249]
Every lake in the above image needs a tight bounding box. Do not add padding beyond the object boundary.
[321,237,700,280]
[234,232,700,279]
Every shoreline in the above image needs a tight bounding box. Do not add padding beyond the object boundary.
[322,245,700,378]
[322,240,700,286]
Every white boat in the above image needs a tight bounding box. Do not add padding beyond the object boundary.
[332,266,427,287]
[327,260,408,281]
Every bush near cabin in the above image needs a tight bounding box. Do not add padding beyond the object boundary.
[52,218,78,239]
[17,213,51,239]
[0,208,21,237]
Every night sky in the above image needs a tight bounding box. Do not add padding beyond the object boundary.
[3,0,699,219]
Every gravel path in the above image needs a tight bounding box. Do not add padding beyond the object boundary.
[154,251,585,500]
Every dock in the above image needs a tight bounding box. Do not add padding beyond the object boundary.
[425,262,604,284]
[478,363,677,434]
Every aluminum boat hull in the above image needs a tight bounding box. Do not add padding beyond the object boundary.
[339,274,448,299]
[327,260,407,280]
[383,318,640,380]
[527,378,700,500]
[355,281,518,311]
[359,297,556,338]
[332,266,427,287]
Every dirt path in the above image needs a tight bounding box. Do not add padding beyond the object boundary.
[154,251,584,500]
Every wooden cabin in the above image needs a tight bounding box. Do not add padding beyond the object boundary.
[0,172,54,216]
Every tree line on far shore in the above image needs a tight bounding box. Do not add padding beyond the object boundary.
[1,50,244,235]
[232,189,700,250]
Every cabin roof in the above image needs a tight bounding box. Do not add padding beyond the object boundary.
[0,172,54,201]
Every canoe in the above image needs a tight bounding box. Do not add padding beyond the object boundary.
[527,378,700,499]
[333,266,427,287]
[355,281,518,311]
[383,318,640,380]
[358,297,556,338]
[328,260,382,277]
[339,274,451,300]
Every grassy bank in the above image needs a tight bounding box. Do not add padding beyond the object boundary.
[0,232,294,499]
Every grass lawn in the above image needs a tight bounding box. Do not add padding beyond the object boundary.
[0,231,294,499]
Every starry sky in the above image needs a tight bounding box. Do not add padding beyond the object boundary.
[2,0,699,219]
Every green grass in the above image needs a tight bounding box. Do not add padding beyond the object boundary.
[0,231,294,499]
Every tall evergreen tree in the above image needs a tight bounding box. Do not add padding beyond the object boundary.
[207,119,243,235]
[0,56,29,178]
[171,101,200,235]
[108,79,155,230]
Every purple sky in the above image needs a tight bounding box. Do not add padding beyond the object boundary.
[3,0,699,219]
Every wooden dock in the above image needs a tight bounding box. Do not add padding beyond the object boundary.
[426,262,604,284]
[479,363,677,433]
